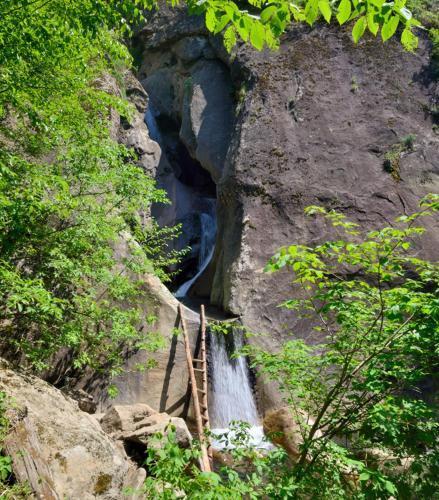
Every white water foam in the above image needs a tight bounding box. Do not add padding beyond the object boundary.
[209,329,273,450]
[211,425,272,450]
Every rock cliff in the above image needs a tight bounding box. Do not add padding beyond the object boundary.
[125,7,438,412]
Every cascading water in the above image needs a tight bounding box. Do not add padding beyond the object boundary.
[209,328,270,450]
[209,331,259,426]
[175,198,216,299]
[172,196,269,450]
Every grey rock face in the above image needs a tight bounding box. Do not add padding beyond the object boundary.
[173,36,209,63]
[213,28,439,410]
[0,360,144,500]
[137,11,235,184]
[180,60,234,181]
[133,11,439,414]
[102,404,192,449]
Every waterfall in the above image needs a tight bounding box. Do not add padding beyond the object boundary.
[172,197,269,449]
[175,199,216,299]
[209,328,271,450]
[144,105,161,142]
[209,330,259,427]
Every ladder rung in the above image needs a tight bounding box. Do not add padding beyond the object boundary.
[192,358,205,363]
[197,388,206,394]
[194,368,204,372]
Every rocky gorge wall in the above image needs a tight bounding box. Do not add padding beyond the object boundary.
[85,6,439,417]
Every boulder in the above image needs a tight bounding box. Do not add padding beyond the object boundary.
[101,404,192,449]
[263,407,321,462]
[61,387,97,414]
[173,36,210,63]
[101,404,157,435]
[0,360,145,499]
[125,416,192,449]
[180,59,235,182]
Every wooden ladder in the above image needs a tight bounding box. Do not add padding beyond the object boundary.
[178,304,212,472]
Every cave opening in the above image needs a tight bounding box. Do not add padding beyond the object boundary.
[154,114,216,198]
[147,109,217,300]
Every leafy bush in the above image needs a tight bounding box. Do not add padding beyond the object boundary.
[0,392,31,499]
[140,423,296,499]
[145,197,439,498]
[0,2,179,375]
[243,194,439,498]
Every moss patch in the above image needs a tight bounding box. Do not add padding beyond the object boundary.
[93,474,112,495]
[383,135,416,181]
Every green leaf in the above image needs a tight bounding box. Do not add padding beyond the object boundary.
[399,7,412,21]
[384,480,397,495]
[265,27,279,49]
[337,0,352,25]
[401,27,418,51]
[235,17,250,42]
[381,15,399,41]
[367,11,379,35]
[205,8,216,32]
[368,0,385,7]
[305,0,319,25]
[260,5,277,23]
[250,22,265,51]
[352,16,367,43]
[318,0,332,23]
[224,25,237,52]
[214,15,229,34]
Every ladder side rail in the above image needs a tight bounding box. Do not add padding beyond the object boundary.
[178,304,211,472]
[200,304,213,462]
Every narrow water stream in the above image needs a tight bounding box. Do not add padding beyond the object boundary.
[174,199,268,450]
[145,102,268,450]
[175,199,216,299]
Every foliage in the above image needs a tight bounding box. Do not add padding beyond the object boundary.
[208,320,237,336]
[0,392,31,499]
[141,422,295,499]
[241,194,439,498]
[0,1,182,375]
[198,0,424,52]
[382,134,416,180]
[408,0,439,79]
[140,197,439,499]
[0,392,11,483]
[408,0,439,29]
